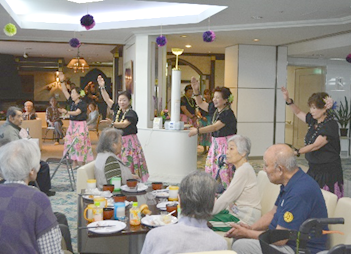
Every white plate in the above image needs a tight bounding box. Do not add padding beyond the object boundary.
[83,190,112,200]
[141,215,178,227]
[88,220,126,234]
[121,183,148,192]
[155,191,169,198]
[156,201,178,210]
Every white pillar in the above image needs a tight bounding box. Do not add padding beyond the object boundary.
[171,69,181,122]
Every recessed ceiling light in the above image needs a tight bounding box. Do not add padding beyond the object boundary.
[251,16,263,20]
[185,44,192,48]
[253,39,259,42]
[67,0,104,3]
[180,35,187,38]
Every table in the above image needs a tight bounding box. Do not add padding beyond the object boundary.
[78,187,161,254]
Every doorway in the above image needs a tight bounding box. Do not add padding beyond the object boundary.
[285,66,325,148]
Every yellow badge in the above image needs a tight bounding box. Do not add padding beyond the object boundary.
[284,212,294,223]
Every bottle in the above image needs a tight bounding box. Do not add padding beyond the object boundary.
[129,202,141,226]
[93,202,103,222]
[177,204,181,219]
[114,202,125,220]
[110,176,121,192]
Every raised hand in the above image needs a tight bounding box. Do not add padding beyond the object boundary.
[97,75,105,87]
[280,87,290,102]
[58,72,65,82]
[191,76,200,94]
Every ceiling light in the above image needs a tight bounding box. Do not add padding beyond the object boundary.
[67,0,104,3]
[67,47,89,73]
[185,45,192,48]
[251,16,263,20]
[253,39,259,42]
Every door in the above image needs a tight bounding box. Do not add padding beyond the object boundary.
[292,67,325,148]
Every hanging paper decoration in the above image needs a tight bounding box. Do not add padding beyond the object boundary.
[346,54,351,63]
[69,38,81,48]
[203,30,216,43]
[3,23,17,37]
[80,14,95,30]
[156,35,167,47]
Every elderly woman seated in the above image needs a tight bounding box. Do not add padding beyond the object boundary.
[0,139,62,253]
[141,172,227,254]
[210,135,261,231]
[95,128,138,189]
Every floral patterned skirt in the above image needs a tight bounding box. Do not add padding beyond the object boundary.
[64,120,94,163]
[198,116,212,147]
[118,134,149,182]
[205,135,235,189]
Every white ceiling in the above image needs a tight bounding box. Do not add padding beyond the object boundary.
[1,0,351,64]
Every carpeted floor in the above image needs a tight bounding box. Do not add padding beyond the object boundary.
[45,138,351,253]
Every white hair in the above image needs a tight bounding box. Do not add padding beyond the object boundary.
[227,134,251,159]
[0,139,41,181]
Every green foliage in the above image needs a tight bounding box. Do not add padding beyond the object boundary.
[333,96,351,128]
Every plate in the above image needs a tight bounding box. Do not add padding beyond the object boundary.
[156,201,178,210]
[83,190,113,201]
[88,220,126,234]
[121,183,148,192]
[141,215,178,227]
[155,191,169,198]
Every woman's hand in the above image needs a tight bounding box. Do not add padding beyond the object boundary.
[58,108,67,114]
[97,75,105,87]
[132,174,140,180]
[280,87,290,102]
[58,72,65,82]
[100,118,112,125]
[188,127,197,137]
[191,76,200,94]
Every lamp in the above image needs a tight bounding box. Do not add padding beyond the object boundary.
[67,47,89,73]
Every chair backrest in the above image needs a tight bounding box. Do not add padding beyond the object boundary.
[321,189,338,218]
[76,160,96,194]
[256,170,281,216]
[329,197,351,247]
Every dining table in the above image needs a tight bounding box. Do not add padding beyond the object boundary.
[77,186,164,254]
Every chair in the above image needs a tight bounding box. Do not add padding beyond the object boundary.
[76,160,96,194]
[321,189,338,218]
[89,114,101,138]
[46,137,78,191]
[329,197,351,247]
[256,170,281,215]
[43,125,56,142]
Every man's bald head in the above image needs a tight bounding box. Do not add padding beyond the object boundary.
[265,144,298,172]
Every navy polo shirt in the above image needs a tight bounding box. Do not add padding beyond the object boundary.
[269,168,328,254]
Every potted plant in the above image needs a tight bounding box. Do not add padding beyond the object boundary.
[333,96,351,137]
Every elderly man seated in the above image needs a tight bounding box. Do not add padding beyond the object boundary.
[22,100,37,120]
[227,144,328,254]
[141,171,227,254]
[0,106,55,196]
[0,139,62,253]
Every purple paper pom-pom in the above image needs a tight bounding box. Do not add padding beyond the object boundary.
[80,14,95,30]
[156,35,167,47]
[346,54,351,63]
[69,38,81,48]
[203,30,216,43]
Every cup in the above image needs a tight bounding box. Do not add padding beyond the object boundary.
[93,206,103,222]
[103,207,114,220]
[114,202,125,220]
[110,176,121,192]
[86,179,97,190]
[168,186,179,201]
[152,182,163,190]
[113,194,126,203]
[126,179,138,189]
[93,196,107,208]
[103,184,114,193]
[83,204,95,223]
[166,203,178,218]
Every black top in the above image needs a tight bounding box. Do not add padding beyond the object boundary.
[208,102,237,137]
[111,103,138,136]
[305,112,341,164]
[180,96,196,115]
[68,97,87,121]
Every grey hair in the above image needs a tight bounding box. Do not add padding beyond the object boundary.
[227,134,251,159]
[6,106,21,119]
[0,139,41,181]
[274,146,298,172]
[24,101,34,106]
[96,128,123,154]
[178,171,217,220]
